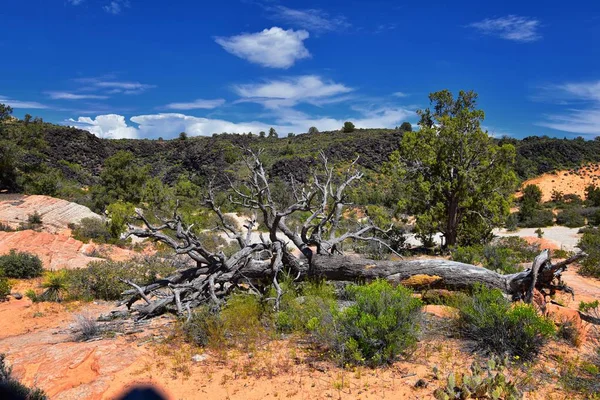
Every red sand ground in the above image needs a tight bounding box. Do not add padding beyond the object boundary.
[517,163,600,202]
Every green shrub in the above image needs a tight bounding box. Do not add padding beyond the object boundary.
[25,289,38,302]
[519,209,554,228]
[451,238,537,274]
[556,209,586,228]
[331,280,422,366]
[0,271,10,300]
[457,285,555,361]
[577,228,600,278]
[38,270,70,302]
[182,306,225,348]
[505,213,519,231]
[0,353,47,399]
[0,222,14,232]
[0,250,44,278]
[220,293,267,349]
[274,278,337,334]
[27,211,42,225]
[183,293,266,350]
[67,257,177,301]
[69,217,112,244]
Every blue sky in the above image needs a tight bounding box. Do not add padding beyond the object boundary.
[1,0,599,139]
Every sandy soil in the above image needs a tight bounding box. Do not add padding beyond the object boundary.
[3,296,595,400]
[517,163,600,202]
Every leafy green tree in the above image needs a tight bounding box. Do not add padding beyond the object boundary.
[106,201,136,238]
[259,131,266,138]
[399,122,412,132]
[179,132,188,140]
[342,121,355,133]
[308,126,319,134]
[93,151,150,210]
[0,142,18,191]
[392,90,517,247]
[585,184,600,207]
[0,104,13,123]
[268,127,278,138]
[519,184,543,222]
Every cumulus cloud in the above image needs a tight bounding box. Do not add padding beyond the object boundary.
[215,27,310,69]
[46,91,109,100]
[265,5,350,33]
[536,80,600,136]
[69,105,415,140]
[0,96,48,109]
[164,99,226,110]
[233,75,353,108]
[67,0,84,5]
[68,114,138,139]
[468,15,541,42]
[392,92,409,98]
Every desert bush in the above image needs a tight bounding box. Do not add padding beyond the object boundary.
[556,209,586,228]
[0,353,47,399]
[274,278,337,335]
[183,292,266,350]
[69,217,112,244]
[577,228,600,278]
[330,280,422,366]
[518,209,554,228]
[433,357,522,400]
[505,213,519,231]
[182,306,225,348]
[220,292,267,349]
[0,270,10,301]
[0,250,44,278]
[457,285,555,360]
[0,222,13,232]
[587,209,600,226]
[557,319,582,347]
[450,237,538,274]
[37,270,69,302]
[28,211,42,225]
[67,256,178,301]
[73,314,100,341]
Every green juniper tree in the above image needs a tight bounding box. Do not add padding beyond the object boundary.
[390,90,517,248]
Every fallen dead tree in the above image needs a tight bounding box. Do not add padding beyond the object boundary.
[119,149,589,321]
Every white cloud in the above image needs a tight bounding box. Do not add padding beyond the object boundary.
[393,92,409,98]
[266,5,350,33]
[68,114,138,139]
[103,0,129,14]
[0,96,48,109]
[67,0,84,5]
[215,27,310,69]
[94,81,155,94]
[69,106,415,140]
[538,109,600,136]
[164,99,226,110]
[46,91,109,100]
[233,75,353,108]
[468,15,541,42]
[536,80,600,136]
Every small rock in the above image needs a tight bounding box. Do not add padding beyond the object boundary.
[192,354,209,363]
[11,292,23,300]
